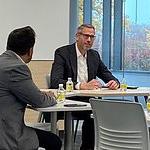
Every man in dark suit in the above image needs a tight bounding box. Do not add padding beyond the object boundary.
[0,26,62,150]
[50,24,119,150]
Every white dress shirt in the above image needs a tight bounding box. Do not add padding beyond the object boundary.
[75,43,88,89]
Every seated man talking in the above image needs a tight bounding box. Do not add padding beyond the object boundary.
[0,26,62,150]
[49,24,119,150]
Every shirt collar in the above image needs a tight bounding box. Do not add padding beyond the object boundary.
[75,43,87,58]
[12,51,26,64]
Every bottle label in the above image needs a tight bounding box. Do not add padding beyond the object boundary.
[57,91,65,102]
[120,83,127,91]
[66,83,73,92]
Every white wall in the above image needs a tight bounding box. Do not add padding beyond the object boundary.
[0,0,70,60]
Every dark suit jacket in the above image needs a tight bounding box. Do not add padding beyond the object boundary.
[51,43,119,89]
[0,50,56,150]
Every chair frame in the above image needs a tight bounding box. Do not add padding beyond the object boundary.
[90,98,149,150]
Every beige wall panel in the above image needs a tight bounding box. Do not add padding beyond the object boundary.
[28,60,53,89]
[25,60,53,122]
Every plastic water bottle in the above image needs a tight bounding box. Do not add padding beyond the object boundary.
[120,78,128,91]
[57,84,65,102]
[66,77,74,92]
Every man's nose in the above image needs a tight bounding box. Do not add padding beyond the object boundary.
[87,36,92,41]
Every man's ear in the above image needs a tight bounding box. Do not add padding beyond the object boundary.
[76,34,79,41]
[28,48,33,57]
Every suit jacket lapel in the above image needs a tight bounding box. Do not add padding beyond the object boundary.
[69,44,77,81]
[87,50,93,81]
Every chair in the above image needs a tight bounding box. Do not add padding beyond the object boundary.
[45,73,51,88]
[89,98,149,150]
[25,106,52,133]
[26,122,51,131]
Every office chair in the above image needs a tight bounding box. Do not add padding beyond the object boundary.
[90,98,149,150]
[25,106,51,132]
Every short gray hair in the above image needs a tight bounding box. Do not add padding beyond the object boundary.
[77,24,95,34]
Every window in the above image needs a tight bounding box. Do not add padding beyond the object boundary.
[92,0,103,56]
[76,0,150,72]
[124,0,150,71]
[78,0,84,25]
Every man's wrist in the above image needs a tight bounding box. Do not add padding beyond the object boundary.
[75,82,87,90]
[75,82,81,90]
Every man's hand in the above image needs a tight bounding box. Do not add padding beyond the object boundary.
[106,80,119,90]
[80,79,102,90]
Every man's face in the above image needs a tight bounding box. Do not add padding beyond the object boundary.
[76,27,95,53]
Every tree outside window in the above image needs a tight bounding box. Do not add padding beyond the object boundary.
[78,0,150,71]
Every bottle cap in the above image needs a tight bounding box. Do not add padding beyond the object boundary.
[59,84,63,87]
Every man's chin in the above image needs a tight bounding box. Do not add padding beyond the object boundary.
[85,47,90,51]
[84,46,91,51]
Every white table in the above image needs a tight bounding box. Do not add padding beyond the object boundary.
[35,100,91,150]
[38,88,150,150]
[73,87,150,97]
[42,87,150,99]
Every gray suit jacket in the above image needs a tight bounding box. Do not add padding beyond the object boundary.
[0,50,56,150]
